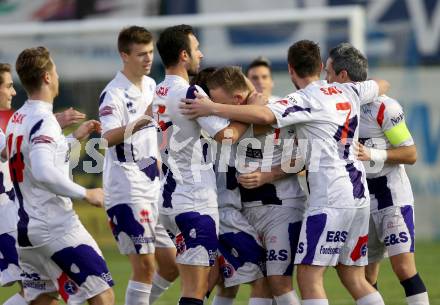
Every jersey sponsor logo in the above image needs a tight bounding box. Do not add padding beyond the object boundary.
[326,230,348,242]
[384,232,409,246]
[99,105,113,117]
[126,101,136,114]
[139,209,151,223]
[320,86,343,96]
[296,242,304,254]
[11,113,26,124]
[319,245,340,254]
[266,249,288,261]
[156,86,169,97]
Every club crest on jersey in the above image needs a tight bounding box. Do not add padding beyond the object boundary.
[99,105,113,117]
[175,233,186,255]
[63,279,79,295]
[126,101,136,114]
[276,99,289,106]
[219,256,235,278]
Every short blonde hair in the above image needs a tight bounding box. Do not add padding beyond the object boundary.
[16,46,53,94]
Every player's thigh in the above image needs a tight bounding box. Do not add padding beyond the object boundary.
[106,202,157,255]
[218,208,265,287]
[162,208,219,267]
[295,207,367,267]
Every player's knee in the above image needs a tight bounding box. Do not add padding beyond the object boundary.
[267,275,292,296]
[158,264,179,282]
[89,287,115,305]
[392,262,417,281]
[217,285,239,298]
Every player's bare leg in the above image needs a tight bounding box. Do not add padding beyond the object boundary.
[389,253,429,305]
[267,275,300,305]
[126,253,155,305]
[30,293,58,305]
[297,265,327,301]
[365,261,380,287]
[212,284,239,305]
[249,277,272,305]
[88,288,115,305]
[149,247,179,304]
[336,264,385,305]
[178,264,211,301]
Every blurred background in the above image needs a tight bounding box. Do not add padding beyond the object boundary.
[0,0,439,303]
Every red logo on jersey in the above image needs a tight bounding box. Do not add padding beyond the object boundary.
[320,86,343,96]
[350,235,368,261]
[139,209,151,223]
[57,273,78,302]
[156,86,169,97]
[175,233,186,255]
[11,113,26,124]
[276,99,289,106]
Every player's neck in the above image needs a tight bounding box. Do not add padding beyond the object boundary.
[28,89,54,105]
[297,75,320,89]
[122,69,143,90]
[165,66,189,82]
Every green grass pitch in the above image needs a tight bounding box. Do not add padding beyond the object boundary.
[1,241,439,304]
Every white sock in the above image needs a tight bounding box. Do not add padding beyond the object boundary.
[212,296,234,305]
[407,292,430,305]
[302,299,329,305]
[356,292,385,305]
[149,273,172,304]
[4,293,28,305]
[125,280,152,305]
[274,291,301,305]
[249,298,273,305]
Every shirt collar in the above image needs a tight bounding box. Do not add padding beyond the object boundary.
[26,99,53,112]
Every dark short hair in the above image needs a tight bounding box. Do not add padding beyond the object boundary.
[190,67,216,96]
[207,66,248,93]
[0,63,11,85]
[287,40,321,78]
[328,43,368,82]
[156,24,194,68]
[16,46,54,94]
[118,26,153,54]
[246,56,272,76]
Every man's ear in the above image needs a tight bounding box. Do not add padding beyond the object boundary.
[338,70,349,82]
[42,71,50,84]
[180,49,189,63]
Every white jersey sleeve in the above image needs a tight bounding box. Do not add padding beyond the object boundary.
[379,97,414,147]
[191,85,230,137]
[347,80,379,105]
[29,116,86,199]
[266,93,315,128]
[98,90,124,134]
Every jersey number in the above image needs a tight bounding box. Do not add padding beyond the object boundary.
[7,134,25,183]
[336,102,352,144]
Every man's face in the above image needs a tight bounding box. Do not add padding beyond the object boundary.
[0,71,16,110]
[186,34,204,76]
[247,65,273,96]
[325,57,345,83]
[209,87,247,106]
[122,42,154,76]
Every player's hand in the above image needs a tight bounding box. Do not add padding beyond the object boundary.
[55,107,86,128]
[238,170,273,189]
[355,141,371,161]
[246,91,268,106]
[180,92,215,119]
[85,188,104,208]
[73,120,102,141]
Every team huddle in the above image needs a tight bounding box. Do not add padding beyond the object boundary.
[0,24,430,305]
